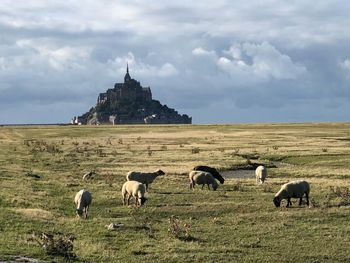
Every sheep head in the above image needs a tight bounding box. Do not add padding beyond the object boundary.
[156,170,165,176]
[273,196,281,207]
[140,197,147,205]
[76,209,83,216]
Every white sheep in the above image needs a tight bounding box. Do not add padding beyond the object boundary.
[122,181,147,206]
[189,170,219,191]
[255,165,267,184]
[126,169,165,191]
[74,189,92,218]
[273,180,310,208]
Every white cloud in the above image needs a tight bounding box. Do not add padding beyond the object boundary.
[192,47,216,57]
[340,59,350,71]
[108,52,178,78]
[217,42,306,81]
[223,44,242,60]
[14,39,90,71]
[158,63,178,77]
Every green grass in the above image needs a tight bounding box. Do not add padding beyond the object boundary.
[1,123,350,262]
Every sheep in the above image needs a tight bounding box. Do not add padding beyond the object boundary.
[193,165,225,184]
[273,180,310,208]
[122,181,147,206]
[82,170,96,181]
[255,165,267,184]
[74,189,92,218]
[189,170,219,191]
[126,169,165,191]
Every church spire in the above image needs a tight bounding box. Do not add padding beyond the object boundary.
[124,62,131,82]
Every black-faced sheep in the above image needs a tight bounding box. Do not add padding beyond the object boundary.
[74,189,92,218]
[126,169,165,191]
[122,181,147,206]
[255,165,267,184]
[189,170,219,191]
[82,170,96,181]
[273,180,310,208]
[193,165,225,184]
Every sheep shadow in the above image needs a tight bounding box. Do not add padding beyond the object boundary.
[153,191,196,195]
[131,250,148,256]
[177,235,201,242]
[277,204,310,209]
[152,203,193,207]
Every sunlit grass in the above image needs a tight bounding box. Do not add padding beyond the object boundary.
[1,123,350,261]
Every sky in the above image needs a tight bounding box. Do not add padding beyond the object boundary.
[1,0,350,124]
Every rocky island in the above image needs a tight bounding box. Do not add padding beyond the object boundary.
[73,65,191,125]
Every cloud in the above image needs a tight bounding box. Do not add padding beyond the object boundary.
[15,39,90,71]
[218,42,306,81]
[192,47,216,57]
[1,1,350,124]
[190,42,306,88]
[107,52,178,78]
[340,59,350,71]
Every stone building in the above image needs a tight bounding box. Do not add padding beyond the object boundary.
[97,64,152,106]
[77,65,192,125]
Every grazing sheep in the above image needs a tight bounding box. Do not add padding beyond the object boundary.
[189,170,219,191]
[126,169,165,191]
[74,189,92,218]
[255,165,267,184]
[273,180,310,208]
[193,165,225,184]
[122,181,147,206]
[82,170,95,181]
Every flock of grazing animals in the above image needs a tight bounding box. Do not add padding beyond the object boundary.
[74,165,311,218]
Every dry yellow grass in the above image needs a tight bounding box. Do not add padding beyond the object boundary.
[1,123,350,262]
[14,208,54,220]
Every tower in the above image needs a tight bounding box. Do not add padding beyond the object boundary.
[124,63,131,82]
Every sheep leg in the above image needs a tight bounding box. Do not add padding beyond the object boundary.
[305,192,309,206]
[123,194,127,205]
[299,197,303,206]
[84,206,89,219]
[201,184,204,190]
[286,198,292,207]
[145,183,149,192]
[207,183,210,190]
[190,180,195,190]
[127,195,131,206]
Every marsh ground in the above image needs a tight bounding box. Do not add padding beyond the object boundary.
[1,123,350,262]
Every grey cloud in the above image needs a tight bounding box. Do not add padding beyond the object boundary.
[1,1,350,124]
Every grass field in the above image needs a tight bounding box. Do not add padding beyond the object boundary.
[1,123,350,262]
